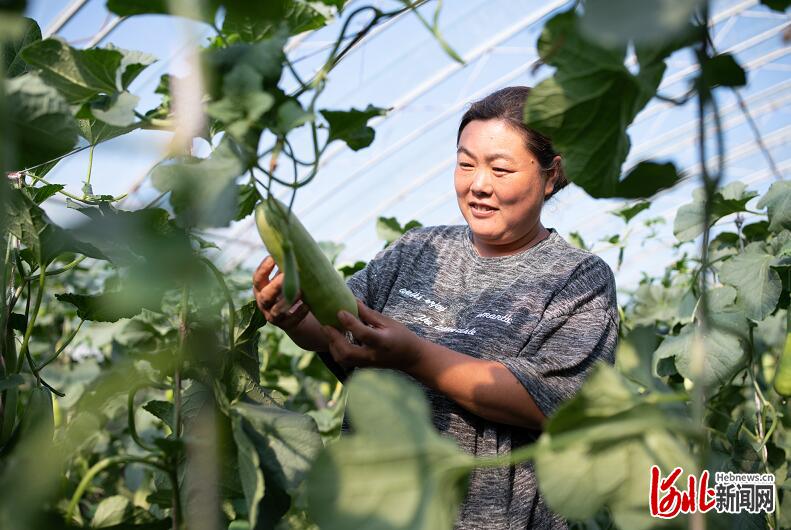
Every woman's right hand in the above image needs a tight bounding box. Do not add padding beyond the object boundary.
[253,256,311,330]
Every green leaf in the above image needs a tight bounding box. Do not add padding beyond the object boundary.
[233,401,322,494]
[674,183,758,242]
[579,0,700,47]
[91,495,131,527]
[56,284,163,323]
[630,277,696,328]
[220,0,337,43]
[143,400,175,432]
[338,261,366,279]
[375,216,404,246]
[206,62,275,139]
[523,12,664,199]
[6,73,79,170]
[375,216,421,247]
[761,0,790,11]
[20,38,154,104]
[320,105,386,151]
[702,285,750,339]
[652,323,746,387]
[611,200,651,224]
[29,183,63,204]
[235,182,259,221]
[534,364,696,529]
[615,325,660,390]
[701,53,747,89]
[719,242,783,321]
[90,91,140,127]
[232,415,266,528]
[306,370,473,530]
[757,181,791,233]
[76,117,138,144]
[567,231,588,250]
[274,98,313,134]
[1,16,41,78]
[613,161,680,199]
[151,138,246,228]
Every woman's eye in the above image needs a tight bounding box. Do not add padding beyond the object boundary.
[492,167,511,173]
[459,162,473,169]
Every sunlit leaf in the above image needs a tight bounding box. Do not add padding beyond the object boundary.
[90,91,140,127]
[151,138,246,228]
[1,16,40,78]
[612,200,651,224]
[20,38,154,104]
[91,495,131,527]
[523,12,669,199]
[653,323,746,387]
[6,73,79,170]
[535,364,696,529]
[757,181,791,233]
[719,242,783,321]
[306,370,472,530]
[674,183,758,242]
[233,400,322,494]
[232,415,266,528]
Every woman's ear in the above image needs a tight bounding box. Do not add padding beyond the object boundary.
[543,155,562,199]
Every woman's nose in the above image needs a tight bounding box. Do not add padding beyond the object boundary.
[470,168,493,195]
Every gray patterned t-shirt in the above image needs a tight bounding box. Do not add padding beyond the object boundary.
[321,224,619,530]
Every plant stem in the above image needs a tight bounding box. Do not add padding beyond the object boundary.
[171,285,188,530]
[16,264,45,375]
[65,455,170,522]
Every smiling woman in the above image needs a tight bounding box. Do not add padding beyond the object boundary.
[252,86,619,530]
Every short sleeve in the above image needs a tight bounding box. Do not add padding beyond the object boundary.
[497,308,619,417]
[496,255,620,418]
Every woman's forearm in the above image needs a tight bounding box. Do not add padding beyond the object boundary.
[403,337,546,430]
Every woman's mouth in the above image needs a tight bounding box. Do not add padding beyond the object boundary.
[469,202,498,218]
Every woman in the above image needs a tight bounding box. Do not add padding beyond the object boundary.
[253,86,619,529]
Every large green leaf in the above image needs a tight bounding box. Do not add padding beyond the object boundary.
[233,401,322,494]
[674,182,759,241]
[523,12,674,199]
[534,364,696,529]
[320,105,387,151]
[20,38,155,104]
[757,181,791,233]
[151,139,246,228]
[6,73,79,170]
[306,370,472,530]
[652,322,746,387]
[55,284,164,323]
[91,495,131,527]
[231,415,266,528]
[615,325,660,390]
[1,16,40,78]
[719,242,783,321]
[206,63,275,139]
[629,276,696,329]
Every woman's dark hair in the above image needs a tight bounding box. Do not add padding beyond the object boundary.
[457,86,569,200]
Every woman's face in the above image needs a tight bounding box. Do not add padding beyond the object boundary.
[454,119,558,252]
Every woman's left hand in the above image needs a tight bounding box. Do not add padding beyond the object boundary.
[321,299,423,371]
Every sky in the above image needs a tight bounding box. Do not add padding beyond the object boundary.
[23,0,791,300]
